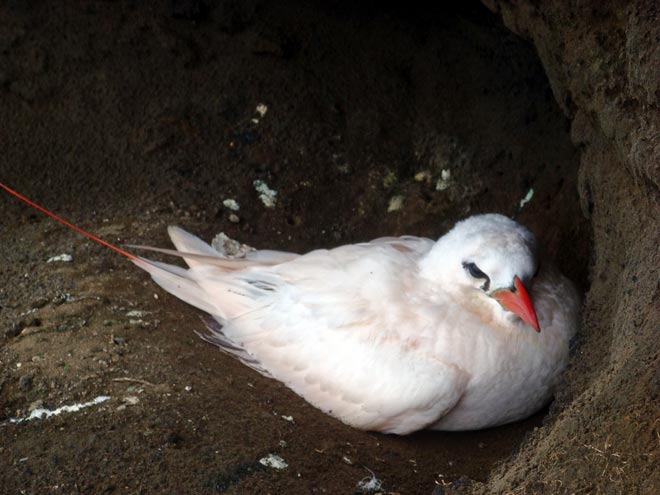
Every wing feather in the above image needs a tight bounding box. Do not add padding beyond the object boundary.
[134,229,466,432]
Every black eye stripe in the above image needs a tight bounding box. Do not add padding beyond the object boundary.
[463,262,490,291]
[462,261,488,279]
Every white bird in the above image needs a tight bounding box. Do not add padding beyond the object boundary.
[0,182,581,434]
[133,214,580,434]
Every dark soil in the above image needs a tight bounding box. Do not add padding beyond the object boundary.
[0,1,591,493]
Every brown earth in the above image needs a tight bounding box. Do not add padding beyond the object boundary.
[0,1,656,494]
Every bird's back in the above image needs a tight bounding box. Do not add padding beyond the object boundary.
[136,226,578,433]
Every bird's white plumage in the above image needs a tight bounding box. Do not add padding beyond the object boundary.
[136,214,580,433]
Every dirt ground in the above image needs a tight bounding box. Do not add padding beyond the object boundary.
[0,1,595,493]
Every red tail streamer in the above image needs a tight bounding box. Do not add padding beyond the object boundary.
[0,181,140,262]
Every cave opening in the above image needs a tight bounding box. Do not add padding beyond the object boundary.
[298,0,591,486]
[0,0,594,493]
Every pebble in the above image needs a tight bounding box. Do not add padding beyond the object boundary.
[435,169,452,191]
[212,233,256,257]
[387,195,405,212]
[46,253,73,263]
[18,375,33,391]
[253,180,278,208]
[28,399,44,412]
[5,322,24,338]
[125,310,147,318]
[222,199,240,211]
[414,170,432,183]
[259,454,288,470]
[256,103,268,117]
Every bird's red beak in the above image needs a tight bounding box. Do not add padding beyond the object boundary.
[491,276,540,331]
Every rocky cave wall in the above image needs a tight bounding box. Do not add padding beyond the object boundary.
[0,1,657,493]
[468,2,660,494]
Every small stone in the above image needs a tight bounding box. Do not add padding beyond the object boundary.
[382,171,397,188]
[112,336,127,345]
[253,180,278,208]
[435,169,452,191]
[228,213,240,223]
[18,375,33,391]
[518,187,534,209]
[222,199,240,211]
[259,454,288,470]
[46,253,73,263]
[414,170,432,183]
[5,321,24,338]
[31,298,49,309]
[123,396,139,406]
[256,103,268,117]
[387,195,405,212]
[28,399,44,412]
[211,233,256,257]
[125,310,147,318]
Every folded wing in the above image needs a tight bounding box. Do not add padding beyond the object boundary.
[134,227,468,433]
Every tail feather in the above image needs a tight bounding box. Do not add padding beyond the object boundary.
[133,257,218,315]
[167,226,222,268]
[127,245,263,270]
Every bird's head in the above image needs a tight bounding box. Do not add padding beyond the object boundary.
[421,214,541,331]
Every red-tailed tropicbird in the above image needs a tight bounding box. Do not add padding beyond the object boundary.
[0,182,580,434]
[132,214,580,434]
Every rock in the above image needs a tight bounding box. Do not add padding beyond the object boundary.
[18,375,33,391]
[258,454,288,470]
[387,195,404,212]
[5,321,24,338]
[253,179,278,208]
[474,2,660,494]
[46,253,73,263]
[28,399,44,412]
[211,233,256,257]
[222,199,240,211]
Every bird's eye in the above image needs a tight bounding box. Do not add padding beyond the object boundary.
[463,261,487,279]
[463,262,490,291]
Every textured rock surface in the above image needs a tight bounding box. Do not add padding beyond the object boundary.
[468,2,660,493]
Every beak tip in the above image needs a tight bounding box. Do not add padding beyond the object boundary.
[493,276,541,333]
